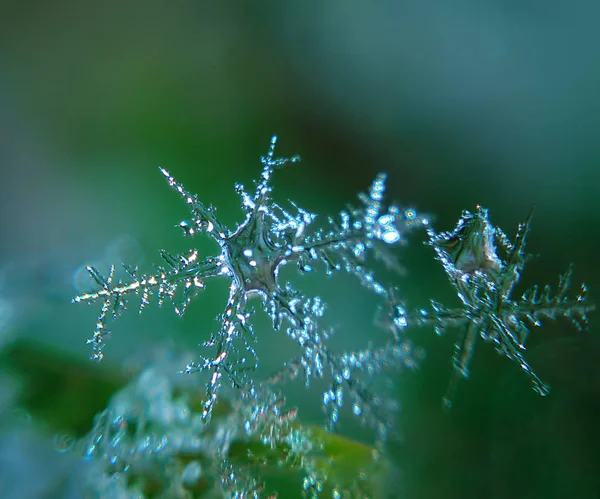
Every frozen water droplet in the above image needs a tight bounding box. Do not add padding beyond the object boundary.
[83,444,96,460]
[336,386,344,407]
[53,433,76,453]
[382,227,400,244]
[330,407,339,423]
[394,315,408,328]
[154,435,168,452]
[182,461,202,485]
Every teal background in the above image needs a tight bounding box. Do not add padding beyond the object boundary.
[0,2,598,498]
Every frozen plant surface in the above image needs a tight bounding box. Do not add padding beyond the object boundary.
[79,352,394,498]
[391,206,594,407]
[74,136,427,442]
[79,352,299,497]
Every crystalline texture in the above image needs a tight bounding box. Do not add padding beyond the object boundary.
[391,206,594,407]
[73,136,425,430]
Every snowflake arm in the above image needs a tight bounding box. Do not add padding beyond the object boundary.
[297,175,428,295]
[181,284,258,422]
[73,254,221,360]
[159,167,229,240]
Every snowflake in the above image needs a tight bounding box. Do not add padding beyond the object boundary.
[74,136,427,432]
[390,206,594,408]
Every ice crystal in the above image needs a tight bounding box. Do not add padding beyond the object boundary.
[391,206,594,407]
[78,351,389,498]
[66,136,596,498]
[74,136,426,436]
[78,353,310,497]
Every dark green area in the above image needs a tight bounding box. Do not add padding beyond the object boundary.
[0,339,126,437]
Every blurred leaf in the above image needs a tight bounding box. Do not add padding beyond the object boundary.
[0,339,127,436]
[0,340,395,497]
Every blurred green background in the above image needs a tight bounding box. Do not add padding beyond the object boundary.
[0,1,598,498]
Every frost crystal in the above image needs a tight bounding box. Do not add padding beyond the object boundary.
[74,136,426,435]
[392,206,594,407]
[78,353,391,498]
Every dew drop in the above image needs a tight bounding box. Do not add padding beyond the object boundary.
[330,407,339,424]
[83,444,96,460]
[382,228,400,244]
[53,433,76,453]
[182,461,203,485]
[393,315,408,328]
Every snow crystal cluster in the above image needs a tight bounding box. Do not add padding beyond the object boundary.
[74,137,593,497]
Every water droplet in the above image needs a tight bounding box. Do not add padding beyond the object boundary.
[154,435,168,452]
[182,461,203,485]
[352,403,362,416]
[394,315,408,329]
[53,433,76,453]
[377,214,394,226]
[382,228,400,244]
[330,407,339,423]
[83,444,96,460]
[336,386,344,407]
